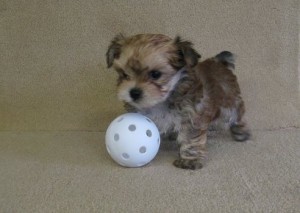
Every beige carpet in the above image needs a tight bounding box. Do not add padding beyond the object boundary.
[1,130,299,212]
[1,0,300,131]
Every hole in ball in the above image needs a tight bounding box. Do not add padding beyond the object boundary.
[114,134,119,141]
[128,124,136,131]
[122,153,130,159]
[146,118,152,123]
[139,146,147,153]
[146,130,152,137]
[157,138,160,144]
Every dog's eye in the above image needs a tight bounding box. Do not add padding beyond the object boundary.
[118,72,130,80]
[123,73,130,80]
[149,70,162,80]
[116,68,130,80]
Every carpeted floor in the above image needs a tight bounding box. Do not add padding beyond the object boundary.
[1,129,299,212]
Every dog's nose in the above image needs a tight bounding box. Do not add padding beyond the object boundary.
[130,88,143,101]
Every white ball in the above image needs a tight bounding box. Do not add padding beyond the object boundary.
[105,113,160,167]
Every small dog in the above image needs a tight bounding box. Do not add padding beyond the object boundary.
[106,34,250,170]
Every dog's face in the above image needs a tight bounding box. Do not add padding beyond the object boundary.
[106,34,200,109]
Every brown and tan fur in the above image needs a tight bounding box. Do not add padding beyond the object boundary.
[106,34,250,170]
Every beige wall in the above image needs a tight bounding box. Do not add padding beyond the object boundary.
[0,0,299,131]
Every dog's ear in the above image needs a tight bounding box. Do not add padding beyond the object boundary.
[106,34,125,68]
[173,36,201,68]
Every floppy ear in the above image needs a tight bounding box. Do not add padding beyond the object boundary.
[173,36,201,68]
[106,34,125,68]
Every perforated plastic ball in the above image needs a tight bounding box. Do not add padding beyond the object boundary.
[105,113,160,167]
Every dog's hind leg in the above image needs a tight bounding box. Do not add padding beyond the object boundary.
[230,98,251,142]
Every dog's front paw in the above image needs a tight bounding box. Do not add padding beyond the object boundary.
[173,158,203,170]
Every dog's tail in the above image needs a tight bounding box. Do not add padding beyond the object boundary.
[215,51,235,70]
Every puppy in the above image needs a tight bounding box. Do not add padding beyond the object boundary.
[106,34,250,170]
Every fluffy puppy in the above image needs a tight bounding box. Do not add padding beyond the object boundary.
[106,34,250,170]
